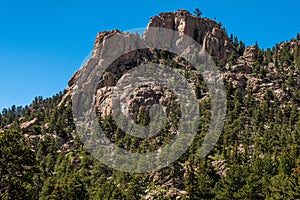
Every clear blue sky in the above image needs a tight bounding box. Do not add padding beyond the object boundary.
[0,0,299,110]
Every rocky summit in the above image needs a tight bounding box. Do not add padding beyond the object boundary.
[63,10,233,119]
[63,10,300,120]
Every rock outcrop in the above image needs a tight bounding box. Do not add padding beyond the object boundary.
[243,45,259,64]
[61,10,299,121]
[147,10,234,61]
[56,9,300,132]
[61,10,236,119]
[20,117,37,130]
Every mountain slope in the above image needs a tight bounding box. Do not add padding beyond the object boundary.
[1,9,300,199]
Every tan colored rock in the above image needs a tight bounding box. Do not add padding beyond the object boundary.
[93,30,122,56]
[212,27,223,38]
[97,72,116,88]
[63,9,295,123]
[28,135,41,145]
[20,118,37,130]
[243,45,259,64]
[146,10,234,61]
[68,70,80,87]
[43,123,50,130]
[231,63,252,74]
[94,82,176,120]
[211,159,228,177]
[61,10,236,111]
[178,190,188,195]
[95,86,114,117]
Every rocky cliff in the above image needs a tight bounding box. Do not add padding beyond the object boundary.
[62,10,300,120]
[147,10,234,61]
[62,10,236,119]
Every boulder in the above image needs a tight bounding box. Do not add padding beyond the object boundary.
[243,45,259,64]
[20,118,37,130]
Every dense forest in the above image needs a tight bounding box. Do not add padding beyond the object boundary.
[1,10,300,200]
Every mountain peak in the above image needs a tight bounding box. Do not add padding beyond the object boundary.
[146,9,234,61]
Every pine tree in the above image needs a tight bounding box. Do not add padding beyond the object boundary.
[0,130,36,199]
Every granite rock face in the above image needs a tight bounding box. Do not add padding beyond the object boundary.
[63,10,236,119]
[243,45,259,64]
[62,9,299,120]
[147,10,234,62]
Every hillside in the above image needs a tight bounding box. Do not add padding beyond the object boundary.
[1,9,300,199]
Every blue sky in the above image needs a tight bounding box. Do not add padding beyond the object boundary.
[0,0,299,110]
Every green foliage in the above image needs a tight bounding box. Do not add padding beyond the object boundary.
[194,8,202,17]
[214,164,249,199]
[0,130,36,199]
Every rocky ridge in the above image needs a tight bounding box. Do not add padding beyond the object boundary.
[63,10,235,119]
[62,10,300,119]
